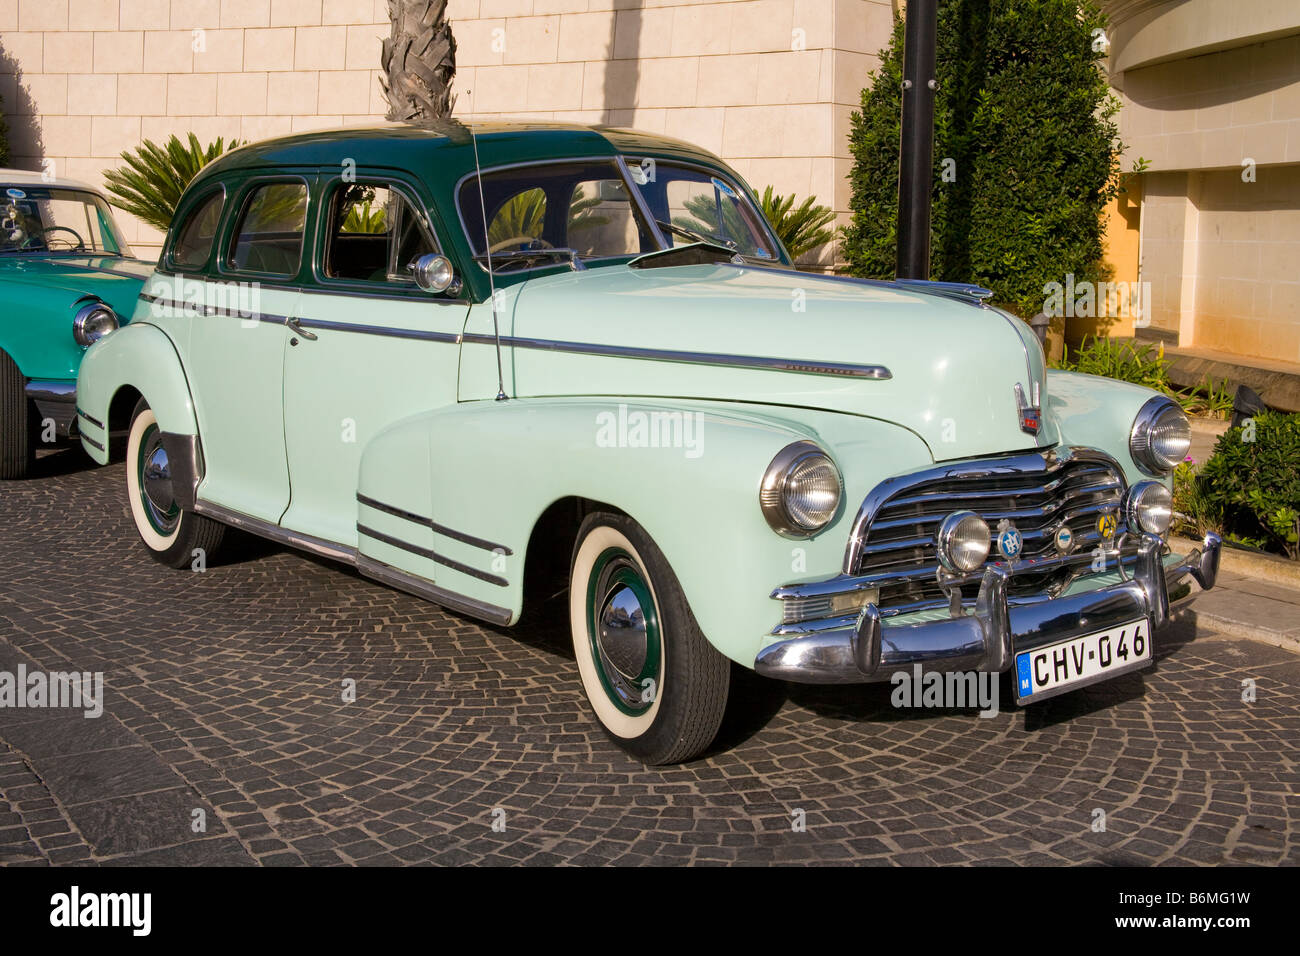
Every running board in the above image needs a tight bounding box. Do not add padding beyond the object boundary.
[192,499,513,627]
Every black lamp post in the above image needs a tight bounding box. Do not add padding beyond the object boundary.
[895,0,939,280]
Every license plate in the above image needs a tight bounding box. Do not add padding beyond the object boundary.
[1015,618,1152,703]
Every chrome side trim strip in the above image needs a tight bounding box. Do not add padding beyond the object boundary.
[356,493,513,554]
[462,332,892,380]
[193,499,358,564]
[357,555,513,627]
[357,523,507,587]
[294,319,460,345]
[80,433,105,452]
[76,408,104,430]
[138,292,289,325]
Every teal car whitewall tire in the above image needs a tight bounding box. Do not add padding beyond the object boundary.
[126,399,225,569]
[570,513,730,765]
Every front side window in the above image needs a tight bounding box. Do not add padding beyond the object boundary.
[227,181,308,276]
[170,189,224,269]
[0,187,133,256]
[458,160,656,273]
[628,162,776,261]
[324,181,436,284]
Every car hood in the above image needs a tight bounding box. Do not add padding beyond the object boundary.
[503,263,1054,461]
[0,255,152,317]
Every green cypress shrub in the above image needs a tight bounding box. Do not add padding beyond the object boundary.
[843,0,1122,318]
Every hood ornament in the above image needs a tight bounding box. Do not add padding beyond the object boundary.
[1015,382,1041,435]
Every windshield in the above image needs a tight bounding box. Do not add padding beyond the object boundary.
[625,160,778,261]
[0,186,133,256]
[458,159,659,273]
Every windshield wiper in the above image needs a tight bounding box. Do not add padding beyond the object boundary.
[473,247,586,271]
[655,219,736,251]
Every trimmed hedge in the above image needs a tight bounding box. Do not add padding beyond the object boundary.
[843,0,1122,317]
[1196,412,1300,560]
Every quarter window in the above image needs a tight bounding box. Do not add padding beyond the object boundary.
[170,189,224,269]
[227,181,308,276]
[324,181,436,283]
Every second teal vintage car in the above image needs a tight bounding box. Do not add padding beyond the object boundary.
[0,169,150,478]
[77,123,1221,763]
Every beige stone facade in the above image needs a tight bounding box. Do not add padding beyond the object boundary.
[0,0,897,262]
[1105,0,1300,367]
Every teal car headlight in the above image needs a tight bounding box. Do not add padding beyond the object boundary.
[1130,396,1190,474]
[760,441,842,537]
[73,301,119,347]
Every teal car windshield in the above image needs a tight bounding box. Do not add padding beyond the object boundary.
[1,187,134,257]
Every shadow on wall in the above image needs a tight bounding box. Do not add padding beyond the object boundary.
[0,40,45,169]
[603,1,640,125]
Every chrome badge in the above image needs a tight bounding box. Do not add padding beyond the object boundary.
[996,519,1023,561]
[1054,524,1075,553]
[1097,512,1117,540]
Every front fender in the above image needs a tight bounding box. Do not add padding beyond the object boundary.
[76,321,197,464]
[358,398,933,666]
[1046,370,1169,488]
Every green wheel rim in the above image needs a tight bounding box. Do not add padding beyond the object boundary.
[137,421,180,536]
[586,546,662,717]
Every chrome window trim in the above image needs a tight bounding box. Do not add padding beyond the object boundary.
[841,445,1129,575]
[218,174,312,281]
[163,183,228,274]
[312,174,447,292]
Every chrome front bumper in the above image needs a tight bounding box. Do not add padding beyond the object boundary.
[754,532,1222,684]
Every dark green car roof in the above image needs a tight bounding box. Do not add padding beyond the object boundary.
[193,121,738,192]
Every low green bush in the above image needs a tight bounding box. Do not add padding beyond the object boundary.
[1196,411,1300,560]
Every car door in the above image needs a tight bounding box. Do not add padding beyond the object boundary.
[279,172,469,548]
[182,174,313,524]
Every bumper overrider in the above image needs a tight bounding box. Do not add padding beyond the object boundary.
[756,531,1222,694]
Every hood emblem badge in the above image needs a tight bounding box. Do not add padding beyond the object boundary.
[1054,524,1075,553]
[1015,382,1041,435]
[996,519,1023,561]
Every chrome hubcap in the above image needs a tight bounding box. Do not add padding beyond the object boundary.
[138,425,179,535]
[598,583,649,680]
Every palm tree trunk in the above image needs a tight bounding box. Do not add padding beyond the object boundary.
[381,0,457,124]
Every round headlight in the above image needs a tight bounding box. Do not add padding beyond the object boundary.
[1130,396,1190,474]
[936,510,991,573]
[73,302,119,347]
[759,441,842,537]
[1126,480,1173,536]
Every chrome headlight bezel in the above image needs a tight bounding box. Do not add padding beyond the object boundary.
[759,441,843,538]
[936,510,992,573]
[1129,395,1190,475]
[73,301,119,347]
[1126,480,1174,537]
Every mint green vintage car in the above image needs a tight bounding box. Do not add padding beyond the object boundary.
[77,123,1221,763]
[1,170,149,478]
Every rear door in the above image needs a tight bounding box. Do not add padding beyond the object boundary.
[184,174,312,523]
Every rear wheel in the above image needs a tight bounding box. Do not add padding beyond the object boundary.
[0,350,32,479]
[569,512,729,764]
[125,399,225,568]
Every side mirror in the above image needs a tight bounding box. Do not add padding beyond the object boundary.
[409,253,459,295]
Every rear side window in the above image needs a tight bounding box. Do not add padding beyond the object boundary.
[227,181,308,276]
[170,189,224,269]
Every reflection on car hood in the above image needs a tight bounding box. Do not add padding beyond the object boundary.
[0,254,153,317]
[502,262,1053,462]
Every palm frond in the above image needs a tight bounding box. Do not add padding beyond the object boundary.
[758,185,837,261]
[103,134,242,232]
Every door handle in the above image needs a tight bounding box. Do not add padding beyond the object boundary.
[286,317,317,341]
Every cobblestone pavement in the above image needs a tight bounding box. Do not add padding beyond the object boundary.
[1,449,1297,866]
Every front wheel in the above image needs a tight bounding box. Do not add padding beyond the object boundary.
[569,512,729,764]
[125,399,225,569]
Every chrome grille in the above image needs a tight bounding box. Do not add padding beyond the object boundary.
[847,450,1128,608]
